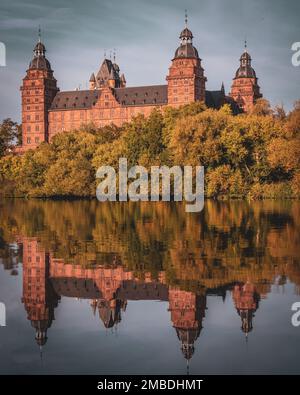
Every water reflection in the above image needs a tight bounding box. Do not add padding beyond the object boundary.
[0,199,299,373]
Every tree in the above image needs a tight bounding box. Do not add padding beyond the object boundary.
[168,109,228,167]
[267,138,300,174]
[0,119,20,157]
[251,99,273,116]
[285,100,300,137]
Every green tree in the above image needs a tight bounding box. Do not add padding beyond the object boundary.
[0,119,20,157]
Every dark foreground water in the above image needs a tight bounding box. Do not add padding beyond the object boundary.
[0,199,299,375]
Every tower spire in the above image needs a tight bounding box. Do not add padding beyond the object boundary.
[221,81,225,95]
[185,9,188,27]
[38,25,41,43]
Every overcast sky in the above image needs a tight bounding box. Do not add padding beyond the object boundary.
[0,0,299,122]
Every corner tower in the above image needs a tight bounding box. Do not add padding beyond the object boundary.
[167,13,206,107]
[230,42,262,112]
[20,30,59,150]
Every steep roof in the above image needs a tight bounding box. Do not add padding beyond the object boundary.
[50,90,101,110]
[205,90,224,108]
[50,87,229,111]
[114,85,168,106]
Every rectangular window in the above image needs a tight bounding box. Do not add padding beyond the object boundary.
[35,115,39,121]
[27,126,31,132]
[35,137,40,143]
[27,137,31,144]
[35,125,39,131]
[26,115,30,121]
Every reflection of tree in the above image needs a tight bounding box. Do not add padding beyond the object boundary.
[0,227,19,275]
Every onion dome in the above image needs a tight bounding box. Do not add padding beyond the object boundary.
[174,12,199,59]
[235,42,257,78]
[176,328,201,360]
[180,27,193,41]
[34,41,46,57]
[31,319,50,346]
[29,28,52,71]
[174,44,199,59]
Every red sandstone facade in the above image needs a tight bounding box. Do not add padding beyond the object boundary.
[19,21,263,152]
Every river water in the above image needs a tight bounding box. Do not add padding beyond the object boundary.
[0,199,299,374]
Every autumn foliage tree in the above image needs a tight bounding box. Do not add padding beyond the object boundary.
[0,100,299,199]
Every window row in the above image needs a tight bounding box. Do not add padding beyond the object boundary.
[26,136,40,144]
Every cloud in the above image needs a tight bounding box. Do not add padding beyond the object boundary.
[0,0,299,121]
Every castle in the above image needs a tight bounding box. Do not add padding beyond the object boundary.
[19,18,262,151]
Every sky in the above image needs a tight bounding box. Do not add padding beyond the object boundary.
[0,0,299,122]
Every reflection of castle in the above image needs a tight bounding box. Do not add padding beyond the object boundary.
[21,237,60,347]
[232,282,260,337]
[19,237,260,363]
[169,289,206,361]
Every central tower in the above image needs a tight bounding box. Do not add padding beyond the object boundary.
[167,14,206,107]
